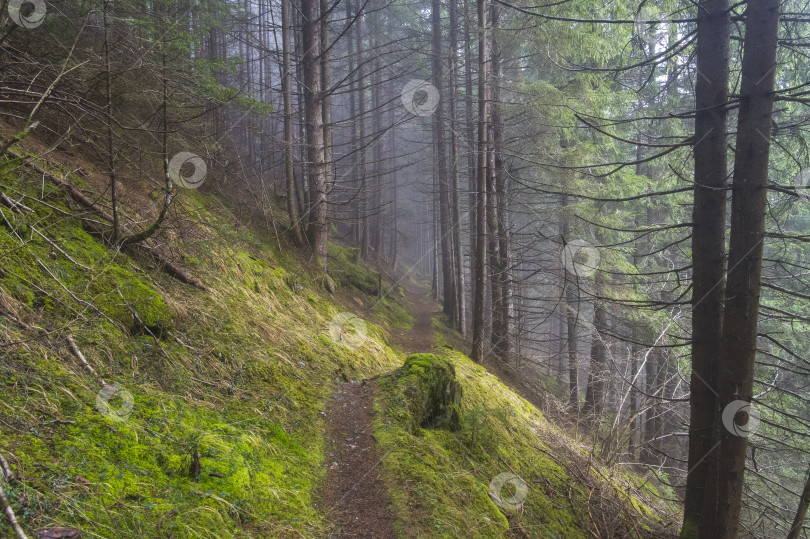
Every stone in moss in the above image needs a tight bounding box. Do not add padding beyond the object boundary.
[393,353,462,431]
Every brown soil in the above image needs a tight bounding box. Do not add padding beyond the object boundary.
[320,280,437,537]
[321,381,396,538]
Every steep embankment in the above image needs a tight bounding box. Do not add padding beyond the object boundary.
[0,147,679,538]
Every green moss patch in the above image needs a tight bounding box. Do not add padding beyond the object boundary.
[386,354,462,432]
[0,157,403,537]
[374,347,675,537]
[327,244,380,296]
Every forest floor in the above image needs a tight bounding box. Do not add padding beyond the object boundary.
[320,280,437,537]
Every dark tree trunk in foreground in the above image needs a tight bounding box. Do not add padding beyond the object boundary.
[471,0,488,363]
[282,0,303,245]
[699,0,780,535]
[681,0,730,532]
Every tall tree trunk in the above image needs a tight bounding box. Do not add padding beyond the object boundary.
[432,0,455,320]
[496,169,511,357]
[641,347,662,465]
[699,1,780,535]
[448,0,467,335]
[103,0,118,244]
[389,104,399,270]
[585,273,607,414]
[432,199,440,295]
[320,0,333,239]
[565,279,579,408]
[293,0,309,220]
[345,0,359,245]
[371,6,384,257]
[355,6,369,259]
[681,0,731,532]
[463,0,477,334]
[301,0,329,270]
[561,193,578,407]
[628,342,639,459]
[487,131,501,358]
[471,0,488,362]
[490,1,510,360]
[282,0,304,245]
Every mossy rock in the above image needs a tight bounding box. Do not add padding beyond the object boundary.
[391,353,462,431]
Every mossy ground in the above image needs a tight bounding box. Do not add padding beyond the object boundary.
[0,154,405,537]
[374,337,679,537]
[0,151,678,538]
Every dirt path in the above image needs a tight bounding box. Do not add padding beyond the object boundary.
[321,381,396,538]
[390,281,439,353]
[321,280,436,537]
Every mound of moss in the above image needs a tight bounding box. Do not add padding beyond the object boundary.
[386,354,462,432]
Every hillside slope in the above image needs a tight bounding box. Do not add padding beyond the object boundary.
[0,146,679,537]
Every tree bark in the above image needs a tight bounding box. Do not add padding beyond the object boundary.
[699,0,780,535]
[490,1,510,360]
[371,6,384,258]
[320,0,333,242]
[301,0,329,269]
[282,0,304,245]
[566,279,579,408]
[585,274,607,414]
[471,0,488,363]
[681,0,731,532]
[464,0,477,336]
[432,0,456,320]
[448,0,467,335]
[355,6,369,260]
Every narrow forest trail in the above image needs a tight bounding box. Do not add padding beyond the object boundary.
[389,280,439,353]
[320,280,438,537]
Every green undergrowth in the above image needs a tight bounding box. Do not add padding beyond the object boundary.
[374,344,677,537]
[0,150,676,538]
[0,154,407,537]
